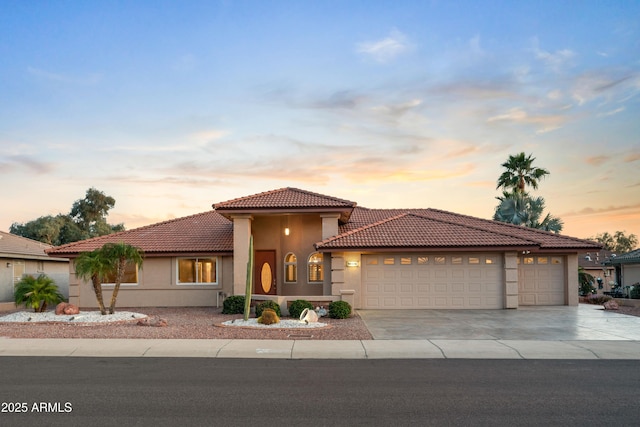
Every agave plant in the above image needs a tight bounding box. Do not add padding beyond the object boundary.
[14,274,65,312]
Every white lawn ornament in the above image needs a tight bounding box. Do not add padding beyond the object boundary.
[299,308,319,324]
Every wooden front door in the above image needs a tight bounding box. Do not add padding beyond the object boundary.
[254,250,277,295]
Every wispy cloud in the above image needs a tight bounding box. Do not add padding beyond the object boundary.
[27,66,102,85]
[356,29,411,63]
[0,155,56,175]
[486,107,565,133]
[585,155,609,166]
[530,37,575,71]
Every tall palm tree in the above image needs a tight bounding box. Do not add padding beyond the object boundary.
[74,249,112,314]
[14,274,65,312]
[496,152,549,194]
[101,242,144,314]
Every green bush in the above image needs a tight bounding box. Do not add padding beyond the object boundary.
[14,274,65,312]
[288,299,314,319]
[255,300,281,318]
[328,300,351,319]
[630,285,640,299]
[222,295,245,314]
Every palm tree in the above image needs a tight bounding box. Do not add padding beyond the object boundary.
[497,152,549,194]
[101,242,144,314]
[578,267,595,296]
[14,274,65,312]
[74,249,112,315]
[494,194,563,233]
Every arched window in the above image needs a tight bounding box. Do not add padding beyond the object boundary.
[284,253,297,283]
[308,252,323,283]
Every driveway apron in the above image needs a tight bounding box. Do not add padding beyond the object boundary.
[357,304,640,340]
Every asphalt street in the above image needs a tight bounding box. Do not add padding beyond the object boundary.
[1,357,638,426]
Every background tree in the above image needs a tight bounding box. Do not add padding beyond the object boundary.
[101,242,144,314]
[10,188,124,245]
[74,249,112,315]
[494,152,562,233]
[14,274,65,312]
[589,231,638,253]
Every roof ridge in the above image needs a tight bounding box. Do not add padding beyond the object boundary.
[213,187,357,209]
[317,212,409,246]
[425,207,599,246]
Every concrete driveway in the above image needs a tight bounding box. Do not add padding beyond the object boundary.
[357,304,640,340]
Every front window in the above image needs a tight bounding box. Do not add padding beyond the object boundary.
[308,252,323,283]
[285,253,297,283]
[178,257,217,285]
[104,262,138,285]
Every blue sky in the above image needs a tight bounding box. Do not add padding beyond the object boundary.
[1,0,639,241]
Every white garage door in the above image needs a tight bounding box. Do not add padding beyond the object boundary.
[518,255,565,305]
[362,254,503,309]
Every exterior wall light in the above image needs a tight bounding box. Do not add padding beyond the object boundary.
[346,261,359,267]
[284,227,290,236]
[6,262,11,268]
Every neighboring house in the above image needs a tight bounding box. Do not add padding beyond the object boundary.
[606,248,640,290]
[47,187,601,312]
[578,250,617,294]
[0,231,70,311]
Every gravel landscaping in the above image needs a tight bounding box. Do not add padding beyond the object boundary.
[0,307,373,340]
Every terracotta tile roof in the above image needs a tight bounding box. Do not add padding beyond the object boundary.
[0,231,66,261]
[46,211,233,257]
[607,248,640,264]
[328,207,601,251]
[317,213,539,250]
[213,187,357,223]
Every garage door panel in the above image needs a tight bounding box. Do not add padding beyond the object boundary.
[362,254,503,309]
[518,256,565,306]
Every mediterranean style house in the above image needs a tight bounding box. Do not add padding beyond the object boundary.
[47,187,601,313]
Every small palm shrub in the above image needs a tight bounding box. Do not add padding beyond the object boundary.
[14,274,65,312]
[328,300,352,319]
[222,295,245,314]
[255,300,281,318]
[257,308,280,325]
[288,299,314,319]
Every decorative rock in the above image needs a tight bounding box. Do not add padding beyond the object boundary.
[603,300,619,310]
[300,308,319,324]
[55,302,80,315]
[136,316,168,327]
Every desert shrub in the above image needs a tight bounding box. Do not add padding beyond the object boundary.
[585,294,612,305]
[257,308,280,325]
[328,300,352,319]
[288,299,314,319]
[255,300,281,317]
[14,274,65,312]
[222,295,245,314]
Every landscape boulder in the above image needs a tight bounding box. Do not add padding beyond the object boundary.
[136,316,168,327]
[603,300,619,310]
[55,302,80,315]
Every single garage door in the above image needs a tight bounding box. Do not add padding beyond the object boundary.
[362,253,503,309]
[518,255,565,305]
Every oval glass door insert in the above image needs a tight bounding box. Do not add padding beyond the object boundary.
[261,262,272,293]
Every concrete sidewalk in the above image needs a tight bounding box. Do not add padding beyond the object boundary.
[2,337,640,359]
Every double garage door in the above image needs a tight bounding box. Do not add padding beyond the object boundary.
[362,253,503,309]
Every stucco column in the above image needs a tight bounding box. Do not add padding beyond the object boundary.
[232,215,253,296]
[321,213,340,240]
[504,252,519,309]
[566,254,578,306]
